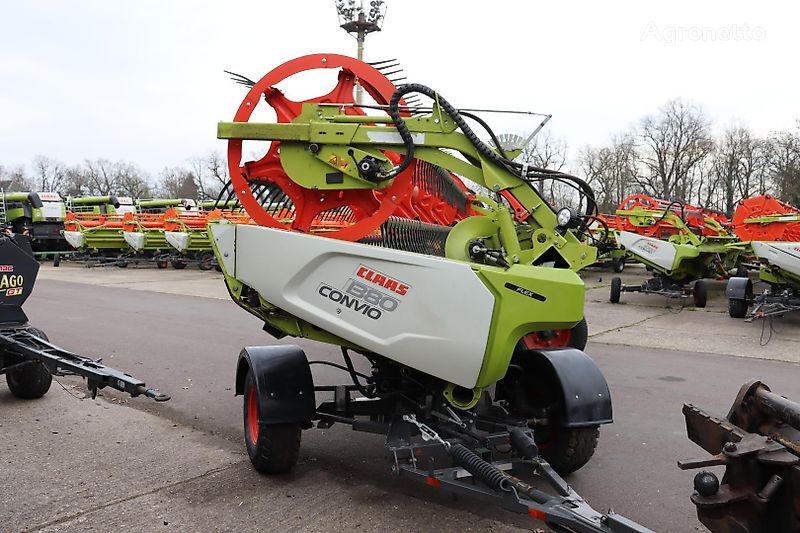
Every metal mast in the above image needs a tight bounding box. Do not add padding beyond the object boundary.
[335,0,387,103]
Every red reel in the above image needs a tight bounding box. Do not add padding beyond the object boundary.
[733,194,800,242]
[226,53,413,241]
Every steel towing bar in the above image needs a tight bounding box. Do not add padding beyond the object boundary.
[0,327,169,401]
[396,459,652,533]
[389,415,653,533]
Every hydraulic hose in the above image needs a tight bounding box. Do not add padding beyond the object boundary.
[384,84,597,216]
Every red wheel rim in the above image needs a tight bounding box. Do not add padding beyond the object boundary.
[227,53,413,242]
[521,329,571,349]
[246,385,259,445]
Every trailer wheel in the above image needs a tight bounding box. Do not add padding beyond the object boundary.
[156,259,169,269]
[5,328,52,399]
[198,252,214,271]
[728,298,749,319]
[243,370,301,474]
[612,257,625,273]
[497,352,600,475]
[171,259,187,270]
[610,277,622,303]
[693,280,707,308]
[541,425,600,475]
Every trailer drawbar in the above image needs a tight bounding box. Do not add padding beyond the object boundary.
[0,232,168,401]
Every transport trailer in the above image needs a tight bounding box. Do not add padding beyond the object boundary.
[609,230,746,308]
[0,232,168,401]
[211,53,651,532]
[727,194,800,321]
[605,195,746,307]
[727,241,800,320]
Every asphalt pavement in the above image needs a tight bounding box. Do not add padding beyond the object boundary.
[1,263,799,532]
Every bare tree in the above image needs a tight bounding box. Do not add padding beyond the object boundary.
[83,159,117,195]
[0,165,33,192]
[636,99,714,203]
[710,125,768,216]
[517,131,568,204]
[63,159,152,198]
[186,152,229,201]
[159,166,198,198]
[31,156,67,193]
[114,162,152,197]
[518,130,567,171]
[579,134,638,212]
[203,151,229,200]
[764,124,800,205]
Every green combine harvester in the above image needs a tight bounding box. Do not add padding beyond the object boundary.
[1,191,67,253]
[68,195,136,215]
[136,198,196,213]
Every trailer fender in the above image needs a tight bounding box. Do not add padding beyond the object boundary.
[725,276,752,301]
[528,348,613,427]
[235,345,315,426]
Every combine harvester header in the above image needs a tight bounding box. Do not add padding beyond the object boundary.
[606,193,746,306]
[207,53,654,532]
[727,194,800,321]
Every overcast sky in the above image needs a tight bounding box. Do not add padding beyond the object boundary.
[2,1,798,176]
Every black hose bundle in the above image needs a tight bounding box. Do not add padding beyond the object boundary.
[383,84,598,217]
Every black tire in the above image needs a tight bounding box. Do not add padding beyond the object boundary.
[497,351,600,475]
[198,252,214,271]
[53,253,60,267]
[567,318,588,351]
[117,260,128,268]
[735,265,749,278]
[12,217,33,237]
[645,264,653,272]
[693,280,707,308]
[612,257,625,273]
[243,370,301,474]
[540,425,600,475]
[728,298,748,319]
[5,327,52,399]
[610,277,622,303]
[156,259,169,269]
[171,259,187,270]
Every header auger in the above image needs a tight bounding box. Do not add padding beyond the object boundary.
[210,54,653,532]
